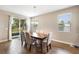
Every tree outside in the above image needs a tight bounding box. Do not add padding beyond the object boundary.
[20,19,27,32]
[58,20,65,31]
[12,18,19,36]
[12,18,26,36]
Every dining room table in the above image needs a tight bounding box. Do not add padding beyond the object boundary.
[31,32,47,53]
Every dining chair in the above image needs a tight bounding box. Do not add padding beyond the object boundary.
[25,32,37,51]
[43,32,52,52]
[21,31,27,46]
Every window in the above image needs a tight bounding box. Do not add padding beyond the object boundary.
[58,13,72,32]
[30,19,38,32]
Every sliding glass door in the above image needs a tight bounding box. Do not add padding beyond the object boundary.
[12,18,19,39]
[9,17,27,40]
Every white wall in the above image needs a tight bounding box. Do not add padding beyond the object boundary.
[0,12,9,42]
[0,10,27,42]
[32,6,79,45]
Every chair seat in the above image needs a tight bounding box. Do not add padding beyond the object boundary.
[43,40,47,42]
[43,39,52,45]
[32,42,35,45]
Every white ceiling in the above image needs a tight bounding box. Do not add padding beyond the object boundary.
[0,5,74,17]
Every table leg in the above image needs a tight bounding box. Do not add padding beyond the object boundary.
[41,40,43,53]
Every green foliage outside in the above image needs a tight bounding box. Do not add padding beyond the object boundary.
[12,18,26,35]
[20,19,27,31]
[12,18,19,33]
[58,20,65,31]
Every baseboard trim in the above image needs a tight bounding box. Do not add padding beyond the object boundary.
[0,39,8,43]
[53,39,74,47]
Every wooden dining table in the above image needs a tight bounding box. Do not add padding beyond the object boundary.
[31,32,47,53]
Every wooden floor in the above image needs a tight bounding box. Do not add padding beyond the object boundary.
[0,38,79,54]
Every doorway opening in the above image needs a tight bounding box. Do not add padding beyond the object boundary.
[9,17,27,40]
[12,18,19,39]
